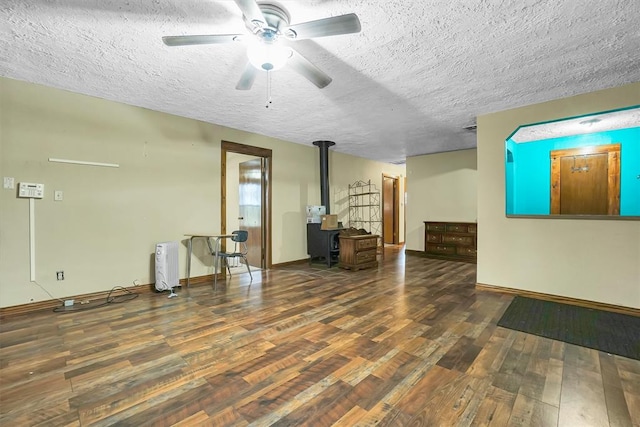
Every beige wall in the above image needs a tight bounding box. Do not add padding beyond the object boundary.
[329,152,405,240]
[405,149,477,251]
[477,83,640,309]
[0,77,404,308]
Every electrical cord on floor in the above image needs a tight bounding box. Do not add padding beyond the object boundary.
[155,270,178,298]
[33,280,65,303]
[53,286,138,313]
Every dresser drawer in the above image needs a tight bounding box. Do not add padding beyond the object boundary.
[467,224,477,234]
[457,246,477,256]
[426,243,456,255]
[426,223,446,232]
[446,223,468,233]
[425,233,441,243]
[355,237,377,250]
[442,234,474,246]
[355,249,377,263]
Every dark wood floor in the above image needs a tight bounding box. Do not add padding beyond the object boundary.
[1,248,639,426]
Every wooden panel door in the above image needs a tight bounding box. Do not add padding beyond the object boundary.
[559,154,608,214]
[382,175,399,244]
[550,144,620,215]
[239,159,263,268]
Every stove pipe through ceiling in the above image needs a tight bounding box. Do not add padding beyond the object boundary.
[312,140,335,214]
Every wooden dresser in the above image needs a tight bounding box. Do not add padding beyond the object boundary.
[424,222,477,263]
[339,234,379,271]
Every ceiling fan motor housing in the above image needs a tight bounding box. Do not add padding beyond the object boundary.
[246,2,291,35]
[245,2,294,71]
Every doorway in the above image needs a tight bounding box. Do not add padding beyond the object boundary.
[382,174,400,245]
[550,144,620,215]
[239,158,263,268]
[221,141,272,270]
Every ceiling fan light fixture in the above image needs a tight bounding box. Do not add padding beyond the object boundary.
[247,42,292,71]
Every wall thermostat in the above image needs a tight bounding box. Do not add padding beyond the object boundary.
[18,182,44,199]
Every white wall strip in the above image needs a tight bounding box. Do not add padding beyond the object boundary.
[48,158,120,168]
[29,198,36,282]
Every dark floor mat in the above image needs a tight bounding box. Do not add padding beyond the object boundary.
[497,296,640,360]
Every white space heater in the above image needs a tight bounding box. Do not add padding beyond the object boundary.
[155,241,179,298]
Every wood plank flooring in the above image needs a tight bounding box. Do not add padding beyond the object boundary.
[1,248,639,426]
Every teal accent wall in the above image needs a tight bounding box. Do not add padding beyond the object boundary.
[506,127,640,215]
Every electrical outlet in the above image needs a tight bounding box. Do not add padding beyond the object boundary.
[56,271,64,280]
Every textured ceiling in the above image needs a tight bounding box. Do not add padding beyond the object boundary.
[2,0,639,164]
[511,106,640,143]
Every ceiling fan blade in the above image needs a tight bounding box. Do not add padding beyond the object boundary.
[236,62,258,90]
[284,13,361,40]
[234,0,266,26]
[288,49,332,89]
[162,34,243,46]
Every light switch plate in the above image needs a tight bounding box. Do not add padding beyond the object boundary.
[3,177,14,189]
[54,190,63,201]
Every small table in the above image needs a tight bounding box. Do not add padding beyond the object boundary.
[185,234,234,287]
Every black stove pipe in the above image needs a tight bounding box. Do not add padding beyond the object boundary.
[312,140,335,214]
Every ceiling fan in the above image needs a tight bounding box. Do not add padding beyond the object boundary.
[162,0,361,90]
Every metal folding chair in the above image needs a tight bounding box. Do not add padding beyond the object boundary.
[215,230,252,286]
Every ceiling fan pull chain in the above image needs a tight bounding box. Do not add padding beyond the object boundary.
[266,70,273,108]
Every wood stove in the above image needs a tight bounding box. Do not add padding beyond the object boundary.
[307,141,344,267]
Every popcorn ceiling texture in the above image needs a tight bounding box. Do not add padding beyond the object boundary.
[2,0,639,163]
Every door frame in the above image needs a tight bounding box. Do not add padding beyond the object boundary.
[221,141,272,269]
[382,173,400,245]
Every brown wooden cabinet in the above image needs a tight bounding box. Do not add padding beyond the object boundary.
[424,222,477,263]
[339,234,379,271]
